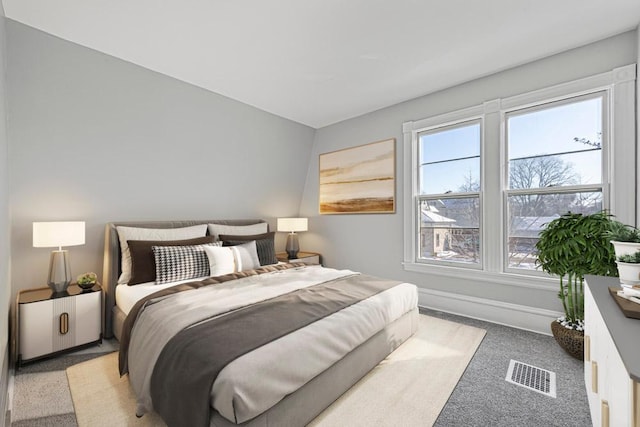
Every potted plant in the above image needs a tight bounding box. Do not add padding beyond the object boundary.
[535,211,618,359]
[616,250,640,285]
[606,221,640,258]
[76,272,98,290]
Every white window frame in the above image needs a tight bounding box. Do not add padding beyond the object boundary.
[503,90,609,276]
[402,64,636,290]
[415,117,483,269]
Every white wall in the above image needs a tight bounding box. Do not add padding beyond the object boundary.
[6,21,316,299]
[300,31,638,323]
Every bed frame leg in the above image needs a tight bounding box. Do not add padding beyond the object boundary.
[136,403,146,418]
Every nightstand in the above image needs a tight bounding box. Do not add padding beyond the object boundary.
[276,251,322,265]
[16,283,102,368]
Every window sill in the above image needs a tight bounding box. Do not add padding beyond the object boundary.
[403,261,557,291]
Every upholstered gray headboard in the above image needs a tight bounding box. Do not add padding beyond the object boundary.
[102,219,268,339]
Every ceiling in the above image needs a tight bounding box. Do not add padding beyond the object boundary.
[3,1,640,129]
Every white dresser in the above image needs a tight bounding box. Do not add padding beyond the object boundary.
[17,284,102,367]
[584,275,640,427]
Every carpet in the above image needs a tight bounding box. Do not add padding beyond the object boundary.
[11,340,119,426]
[67,315,485,427]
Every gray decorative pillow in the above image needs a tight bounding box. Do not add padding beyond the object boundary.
[152,244,214,285]
[219,232,278,266]
[207,223,268,241]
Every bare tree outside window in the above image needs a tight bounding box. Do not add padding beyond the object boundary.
[506,95,604,270]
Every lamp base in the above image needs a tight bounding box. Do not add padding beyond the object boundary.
[48,282,70,294]
[47,250,71,293]
[285,233,300,259]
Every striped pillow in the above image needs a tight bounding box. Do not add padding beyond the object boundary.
[203,241,261,276]
[219,232,278,265]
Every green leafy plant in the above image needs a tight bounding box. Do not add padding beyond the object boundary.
[617,251,640,263]
[535,211,618,329]
[605,221,640,243]
[77,272,97,285]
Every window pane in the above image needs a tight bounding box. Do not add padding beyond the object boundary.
[420,123,480,164]
[509,150,601,189]
[420,158,479,194]
[508,96,602,189]
[419,122,480,195]
[419,198,480,264]
[507,191,602,269]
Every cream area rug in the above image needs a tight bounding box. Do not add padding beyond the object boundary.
[67,315,485,427]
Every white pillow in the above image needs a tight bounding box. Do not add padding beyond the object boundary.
[116,224,208,284]
[203,241,260,276]
[207,223,268,241]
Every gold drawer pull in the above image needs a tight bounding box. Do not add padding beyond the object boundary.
[584,335,590,361]
[591,361,598,393]
[59,312,69,335]
[601,400,609,427]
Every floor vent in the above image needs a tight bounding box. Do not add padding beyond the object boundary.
[505,360,556,398]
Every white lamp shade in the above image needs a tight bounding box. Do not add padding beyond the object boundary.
[277,218,308,233]
[33,221,86,248]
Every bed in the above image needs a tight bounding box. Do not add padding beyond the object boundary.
[103,219,419,427]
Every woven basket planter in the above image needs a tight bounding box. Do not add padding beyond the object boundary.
[551,320,584,360]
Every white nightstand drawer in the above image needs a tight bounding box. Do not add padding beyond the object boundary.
[17,284,102,365]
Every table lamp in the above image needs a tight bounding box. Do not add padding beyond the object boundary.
[277,218,308,259]
[33,221,85,293]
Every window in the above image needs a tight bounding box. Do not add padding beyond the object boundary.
[417,120,481,266]
[505,94,606,270]
[403,64,635,286]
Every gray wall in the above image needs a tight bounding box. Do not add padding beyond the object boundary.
[3,19,638,344]
[6,21,315,299]
[300,30,638,314]
[0,8,9,425]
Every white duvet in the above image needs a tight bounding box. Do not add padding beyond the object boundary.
[116,275,210,315]
[126,265,418,424]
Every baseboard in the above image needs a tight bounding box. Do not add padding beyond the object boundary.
[417,287,563,336]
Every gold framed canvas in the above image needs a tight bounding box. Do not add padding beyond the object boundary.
[319,138,395,214]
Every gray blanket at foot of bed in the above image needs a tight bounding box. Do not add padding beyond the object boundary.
[151,274,401,427]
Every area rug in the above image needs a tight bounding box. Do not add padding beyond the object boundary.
[67,314,485,427]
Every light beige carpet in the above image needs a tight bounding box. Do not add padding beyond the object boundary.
[67,315,485,427]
